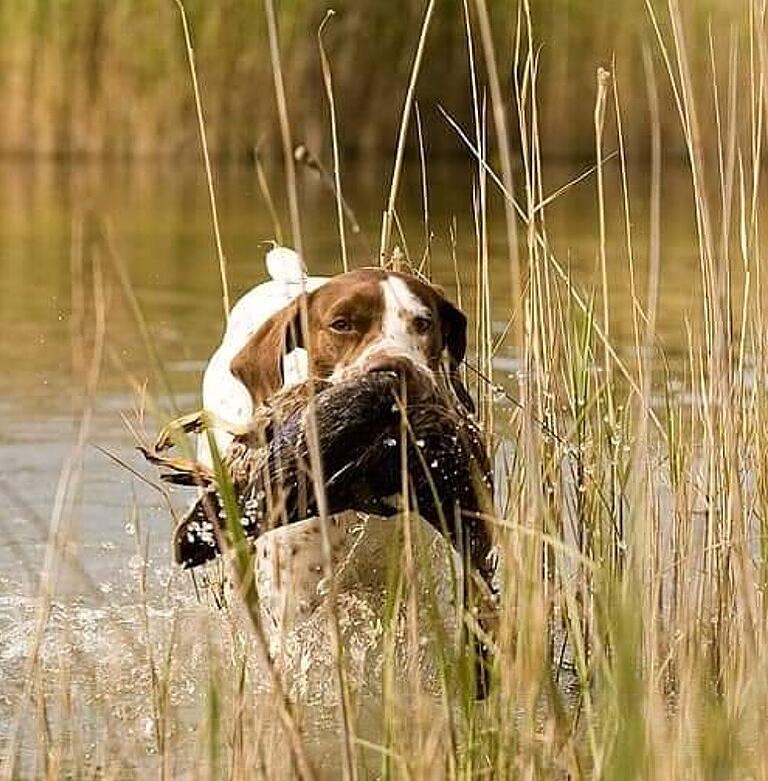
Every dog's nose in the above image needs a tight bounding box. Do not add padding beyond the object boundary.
[363,354,413,377]
[363,354,433,398]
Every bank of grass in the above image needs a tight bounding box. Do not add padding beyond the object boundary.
[5,0,768,779]
[0,0,749,160]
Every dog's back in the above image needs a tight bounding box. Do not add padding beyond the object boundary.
[198,247,327,465]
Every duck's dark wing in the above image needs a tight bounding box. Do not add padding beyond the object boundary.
[171,373,402,568]
[232,371,405,531]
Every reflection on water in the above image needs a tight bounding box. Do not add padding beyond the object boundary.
[0,157,713,775]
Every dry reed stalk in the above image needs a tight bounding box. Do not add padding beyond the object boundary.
[462,0,493,432]
[380,0,436,264]
[415,102,431,273]
[172,0,230,320]
[294,144,364,241]
[261,20,359,781]
[258,19,358,763]
[318,10,349,273]
[473,0,522,347]
[264,0,303,258]
[253,146,285,245]
[398,390,425,762]
[593,67,614,423]
[69,214,86,385]
[638,42,664,756]
[300,409,359,781]
[611,66,643,384]
[264,11,357,776]
[642,43,662,359]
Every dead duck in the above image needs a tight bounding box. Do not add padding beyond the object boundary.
[144,368,498,696]
[145,370,495,595]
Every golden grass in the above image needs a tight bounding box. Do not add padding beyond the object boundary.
[4,0,768,779]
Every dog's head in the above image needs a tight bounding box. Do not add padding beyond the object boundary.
[230,269,473,410]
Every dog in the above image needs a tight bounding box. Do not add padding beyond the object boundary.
[153,245,492,569]
[145,248,497,691]
[196,246,475,464]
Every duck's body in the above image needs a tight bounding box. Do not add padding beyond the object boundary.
[173,371,495,594]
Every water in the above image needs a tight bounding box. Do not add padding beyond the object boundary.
[0,157,707,776]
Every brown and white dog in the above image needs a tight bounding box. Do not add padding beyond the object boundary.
[146,252,497,692]
[229,267,475,417]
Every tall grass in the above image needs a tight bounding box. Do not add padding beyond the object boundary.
[0,0,749,160]
[4,0,768,779]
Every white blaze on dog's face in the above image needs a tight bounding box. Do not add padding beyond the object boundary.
[230,269,473,409]
[333,275,436,379]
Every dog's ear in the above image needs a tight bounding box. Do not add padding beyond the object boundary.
[437,296,475,413]
[230,297,305,405]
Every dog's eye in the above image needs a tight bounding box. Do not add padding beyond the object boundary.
[412,316,433,335]
[330,317,354,333]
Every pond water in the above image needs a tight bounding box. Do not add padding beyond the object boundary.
[0,156,707,776]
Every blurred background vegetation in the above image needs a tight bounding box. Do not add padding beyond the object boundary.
[0,0,745,161]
